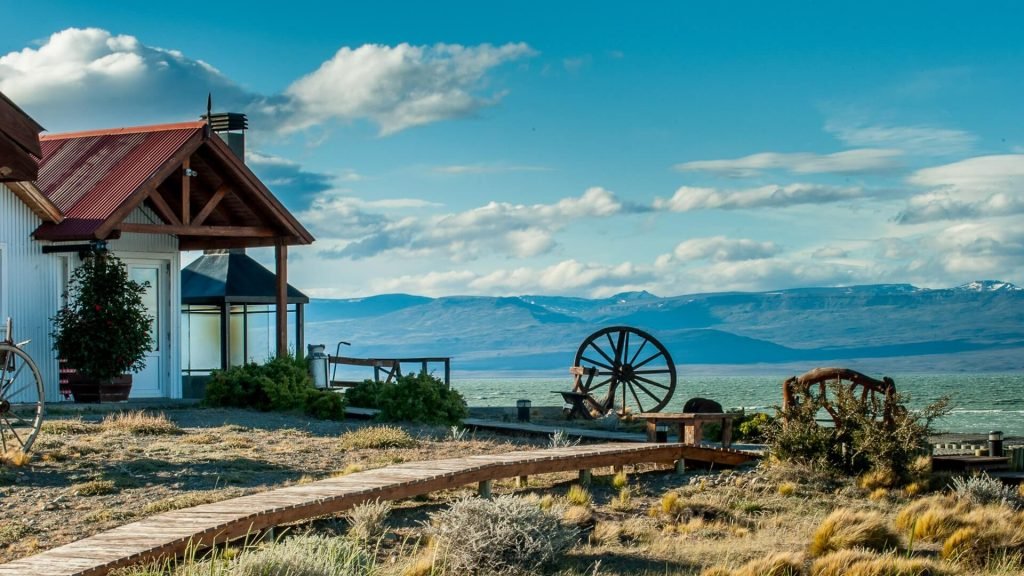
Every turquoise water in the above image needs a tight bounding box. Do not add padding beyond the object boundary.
[451,374,1024,436]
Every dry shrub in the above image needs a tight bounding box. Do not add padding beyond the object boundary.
[868,488,889,502]
[611,470,629,489]
[700,568,734,576]
[346,499,391,543]
[609,486,633,511]
[620,517,657,544]
[427,495,576,576]
[809,509,898,557]
[0,521,31,547]
[565,484,592,507]
[778,482,797,497]
[0,448,31,467]
[339,426,416,450]
[231,534,371,576]
[562,505,593,527]
[181,432,218,445]
[661,491,681,514]
[41,418,97,435]
[859,469,898,491]
[101,411,181,435]
[951,473,1022,508]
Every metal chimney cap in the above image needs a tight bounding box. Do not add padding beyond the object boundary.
[203,112,248,132]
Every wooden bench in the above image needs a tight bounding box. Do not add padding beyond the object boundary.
[636,412,740,448]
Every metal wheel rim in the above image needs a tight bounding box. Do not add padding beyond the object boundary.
[0,343,45,454]
[573,326,676,415]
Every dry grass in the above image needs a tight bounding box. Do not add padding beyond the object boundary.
[346,499,392,542]
[0,522,30,547]
[565,484,592,507]
[339,425,417,449]
[562,504,593,526]
[813,550,945,576]
[894,494,969,542]
[609,486,634,511]
[809,509,898,557]
[142,490,239,515]
[100,411,181,435]
[71,479,117,496]
[589,521,622,546]
[778,481,797,497]
[611,470,629,490]
[0,448,31,467]
[40,418,97,435]
[707,551,804,576]
[858,469,898,491]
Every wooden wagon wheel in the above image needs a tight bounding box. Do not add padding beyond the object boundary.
[782,367,897,428]
[0,342,45,455]
[573,326,676,415]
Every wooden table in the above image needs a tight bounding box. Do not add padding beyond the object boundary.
[636,412,740,448]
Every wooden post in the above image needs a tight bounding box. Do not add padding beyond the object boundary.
[478,480,492,498]
[295,303,304,359]
[675,459,686,475]
[444,359,451,389]
[181,159,191,225]
[516,475,528,488]
[220,302,231,370]
[275,241,287,358]
[578,469,591,484]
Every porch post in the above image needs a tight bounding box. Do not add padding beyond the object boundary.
[220,301,231,370]
[296,303,305,359]
[275,240,288,358]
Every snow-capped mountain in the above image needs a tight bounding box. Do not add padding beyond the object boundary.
[954,280,1022,292]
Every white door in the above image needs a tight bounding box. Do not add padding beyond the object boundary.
[127,261,167,398]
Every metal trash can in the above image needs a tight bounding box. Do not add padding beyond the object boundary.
[988,431,1004,457]
[307,344,329,389]
[516,399,531,422]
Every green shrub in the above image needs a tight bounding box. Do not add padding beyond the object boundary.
[339,425,418,449]
[204,356,345,420]
[736,412,774,442]
[352,373,467,426]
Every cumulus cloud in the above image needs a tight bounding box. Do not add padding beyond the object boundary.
[825,120,976,156]
[674,149,902,176]
[320,187,630,261]
[0,28,252,128]
[296,193,395,239]
[897,155,1024,224]
[1,28,533,136]
[274,42,535,135]
[661,236,781,264]
[653,183,863,212]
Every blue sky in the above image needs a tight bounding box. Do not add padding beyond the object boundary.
[4,1,1023,297]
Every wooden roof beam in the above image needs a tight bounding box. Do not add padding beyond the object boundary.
[192,184,229,226]
[118,223,278,237]
[144,185,182,226]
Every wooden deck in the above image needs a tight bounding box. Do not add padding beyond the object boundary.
[0,442,758,576]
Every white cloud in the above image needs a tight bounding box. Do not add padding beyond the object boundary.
[664,236,781,263]
[321,187,630,261]
[1,28,533,137]
[674,149,902,176]
[898,155,1024,224]
[276,42,535,135]
[0,28,251,128]
[653,183,863,212]
[812,246,850,259]
[825,120,976,156]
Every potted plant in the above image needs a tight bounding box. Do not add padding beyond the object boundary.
[51,251,152,402]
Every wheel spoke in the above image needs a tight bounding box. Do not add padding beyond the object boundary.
[633,350,664,370]
[629,378,665,403]
[628,339,648,365]
[613,330,626,365]
[587,342,616,367]
[626,383,646,414]
[633,368,673,375]
[1,415,25,448]
[579,356,613,371]
[585,377,613,393]
[633,374,671,390]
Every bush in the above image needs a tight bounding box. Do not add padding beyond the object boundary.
[951,474,1023,509]
[427,495,576,575]
[736,412,774,442]
[766,380,950,483]
[346,499,391,543]
[205,356,346,420]
[232,534,372,576]
[349,373,467,426]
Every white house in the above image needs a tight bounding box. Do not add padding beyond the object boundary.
[1,108,313,404]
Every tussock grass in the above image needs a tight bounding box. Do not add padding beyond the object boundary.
[101,411,181,435]
[41,418,97,435]
[704,551,804,576]
[812,550,945,576]
[611,470,629,490]
[809,509,898,557]
[180,432,218,445]
[662,490,682,514]
[895,495,970,542]
[232,534,372,576]
[565,484,592,507]
[589,521,621,546]
[0,521,30,547]
[0,448,30,467]
[609,486,633,511]
[333,464,364,476]
[858,469,898,491]
[562,505,593,526]
[339,426,417,450]
[778,482,797,497]
[72,479,117,496]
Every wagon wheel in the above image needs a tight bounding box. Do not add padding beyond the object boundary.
[0,343,45,455]
[783,367,896,428]
[573,326,676,416]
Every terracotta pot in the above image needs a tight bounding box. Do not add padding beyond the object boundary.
[65,373,133,403]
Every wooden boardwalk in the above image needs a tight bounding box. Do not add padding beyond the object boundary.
[0,442,757,576]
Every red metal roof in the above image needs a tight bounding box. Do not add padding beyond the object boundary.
[34,122,205,241]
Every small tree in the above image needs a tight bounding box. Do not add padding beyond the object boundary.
[51,252,152,382]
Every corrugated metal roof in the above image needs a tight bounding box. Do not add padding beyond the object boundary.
[34,122,204,240]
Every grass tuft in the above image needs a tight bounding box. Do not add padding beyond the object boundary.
[339,426,417,450]
[41,418,97,435]
[565,484,592,507]
[809,508,899,557]
[611,470,629,490]
[778,481,797,497]
[72,479,117,496]
[101,411,181,435]
[346,499,391,543]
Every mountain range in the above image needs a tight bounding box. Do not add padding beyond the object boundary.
[303,281,1024,374]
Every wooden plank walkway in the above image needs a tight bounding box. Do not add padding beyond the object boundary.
[463,417,646,442]
[0,442,758,576]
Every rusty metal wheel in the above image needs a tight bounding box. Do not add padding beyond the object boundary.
[573,326,676,415]
[0,343,45,455]
[782,367,897,427]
